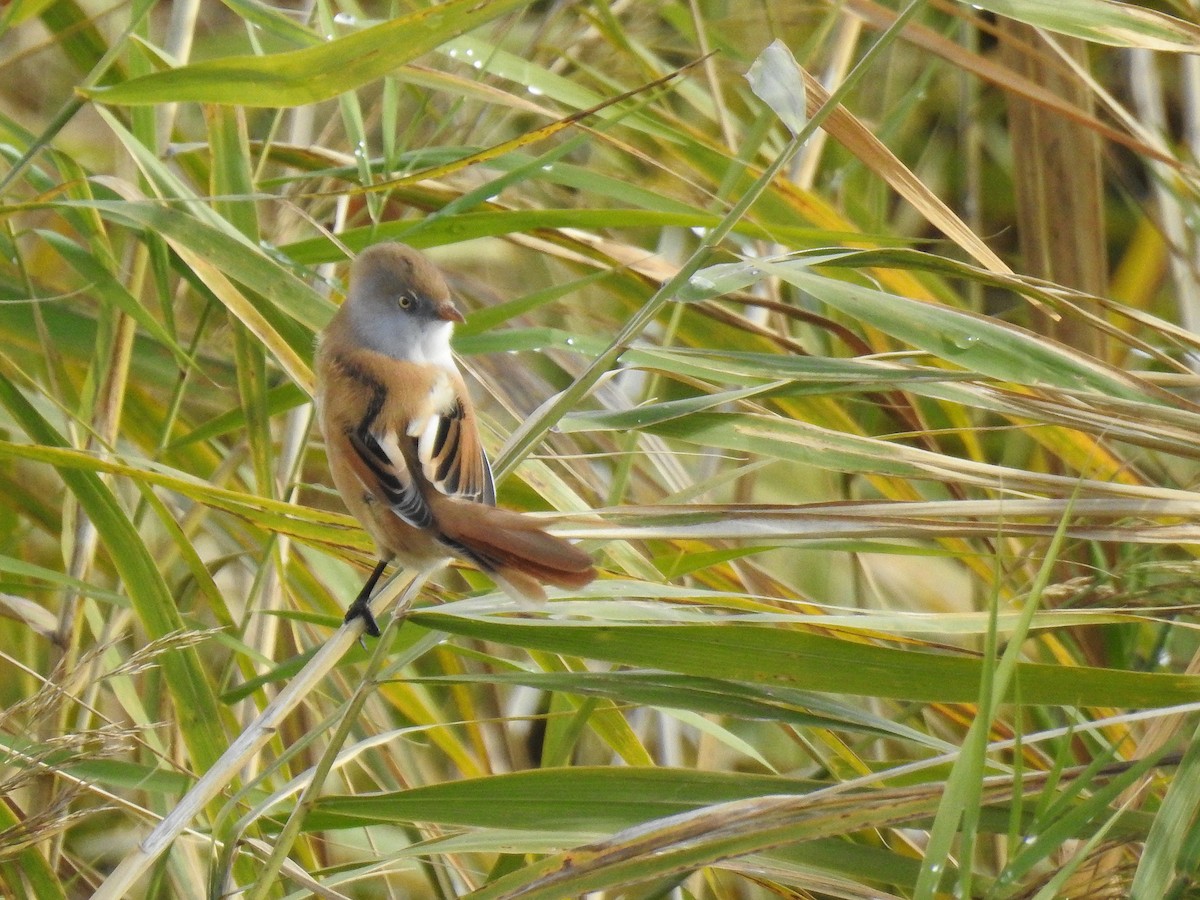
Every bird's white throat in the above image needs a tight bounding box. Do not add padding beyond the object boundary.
[417,321,456,370]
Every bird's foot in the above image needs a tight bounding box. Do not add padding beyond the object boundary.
[343,596,382,638]
[345,559,389,638]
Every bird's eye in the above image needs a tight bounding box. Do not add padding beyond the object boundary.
[397,294,413,309]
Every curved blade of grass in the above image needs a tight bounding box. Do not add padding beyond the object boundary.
[967,0,1200,51]
[387,828,920,893]
[690,257,1160,403]
[167,383,307,450]
[307,766,821,832]
[438,35,678,140]
[592,409,1195,502]
[84,0,534,106]
[464,789,940,899]
[414,670,952,750]
[13,198,335,331]
[549,497,1200,545]
[411,614,1200,708]
[217,0,318,46]
[443,594,1169,638]
[0,440,364,550]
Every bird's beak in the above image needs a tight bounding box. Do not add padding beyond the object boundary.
[437,300,465,324]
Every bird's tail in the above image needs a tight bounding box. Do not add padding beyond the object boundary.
[437,501,596,600]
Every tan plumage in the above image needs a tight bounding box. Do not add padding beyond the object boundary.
[315,242,595,635]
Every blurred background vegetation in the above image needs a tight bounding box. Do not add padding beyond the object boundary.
[3,0,1200,897]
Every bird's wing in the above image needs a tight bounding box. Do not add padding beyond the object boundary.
[344,370,494,530]
[407,375,495,506]
[344,426,433,529]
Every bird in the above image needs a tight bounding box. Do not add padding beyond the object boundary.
[314,241,596,636]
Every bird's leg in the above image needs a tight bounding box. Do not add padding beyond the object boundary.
[344,558,389,637]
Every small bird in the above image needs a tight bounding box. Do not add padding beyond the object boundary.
[315,242,596,636]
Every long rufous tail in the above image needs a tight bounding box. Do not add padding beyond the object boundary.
[435,500,595,600]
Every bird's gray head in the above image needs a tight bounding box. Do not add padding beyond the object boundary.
[342,242,464,365]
